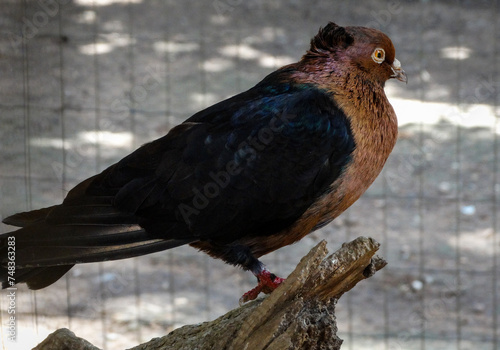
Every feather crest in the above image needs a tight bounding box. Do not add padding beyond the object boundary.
[305,22,354,58]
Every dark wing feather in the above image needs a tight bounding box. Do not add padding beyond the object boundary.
[112,80,355,244]
[2,206,57,227]
[1,73,354,289]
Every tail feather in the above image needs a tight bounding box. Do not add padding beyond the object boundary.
[25,266,75,290]
[17,235,192,267]
[1,202,195,290]
[1,265,74,290]
[46,205,137,226]
[2,206,57,227]
[9,223,158,247]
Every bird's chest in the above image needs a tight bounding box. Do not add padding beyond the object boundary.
[312,98,398,226]
[248,104,397,257]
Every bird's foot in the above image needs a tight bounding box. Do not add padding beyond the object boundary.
[239,269,285,305]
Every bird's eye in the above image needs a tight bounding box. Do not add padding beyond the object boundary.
[371,48,385,64]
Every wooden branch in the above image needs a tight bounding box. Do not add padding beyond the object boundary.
[33,328,100,350]
[34,237,386,350]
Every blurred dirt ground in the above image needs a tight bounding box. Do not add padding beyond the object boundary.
[0,0,499,349]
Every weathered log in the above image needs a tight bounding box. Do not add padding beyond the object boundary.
[34,237,386,350]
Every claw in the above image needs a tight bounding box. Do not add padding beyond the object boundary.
[239,269,285,305]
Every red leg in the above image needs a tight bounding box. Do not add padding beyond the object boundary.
[239,268,285,304]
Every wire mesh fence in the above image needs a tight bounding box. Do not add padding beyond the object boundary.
[0,0,498,349]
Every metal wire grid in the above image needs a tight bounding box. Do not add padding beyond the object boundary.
[0,0,499,349]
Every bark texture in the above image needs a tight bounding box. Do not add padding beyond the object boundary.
[34,237,386,350]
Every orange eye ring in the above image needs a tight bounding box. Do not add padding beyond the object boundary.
[372,48,385,63]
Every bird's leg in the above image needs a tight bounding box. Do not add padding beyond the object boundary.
[206,242,286,304]
[239,265,286,305]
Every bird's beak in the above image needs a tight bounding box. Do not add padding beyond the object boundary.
[391,58,407,83]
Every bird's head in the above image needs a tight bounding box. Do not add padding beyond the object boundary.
[304,22,407,85]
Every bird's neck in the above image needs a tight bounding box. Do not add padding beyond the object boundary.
[325,71,398,216]
[290,60,398,143]
[289,61,398,144]
[288,60,399,221]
